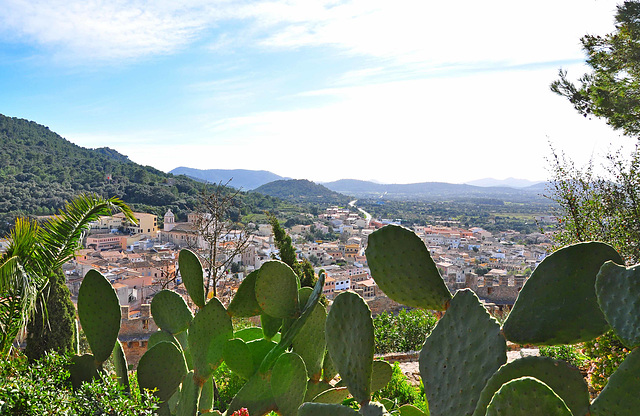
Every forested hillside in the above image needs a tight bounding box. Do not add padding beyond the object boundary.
[253,179,351,204]
[0,114,283,234]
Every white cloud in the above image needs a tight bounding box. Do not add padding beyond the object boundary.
[0,0,620,66]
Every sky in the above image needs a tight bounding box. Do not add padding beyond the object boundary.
[0,0,633,184]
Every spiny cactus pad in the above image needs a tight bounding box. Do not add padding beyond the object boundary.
[188,297,233,379]
[113,340,130,392]
[370,360,393,393]
[293,302,327,380]
[485,377,572,416]
[305,380,333,402]
[77,269,121,363]
[419,289,506,416]
[312,387,350,404]
[151,289,194,335]
[322,350,338,382]
[366,225,451,310]
[589,347,640,415]
[248,338,279,374]
[235,326,266,342]
[472,356,588,416]
[70,353,99,390]
[200,376,214,413]
[596,261,640,348]
[137,341,187,403]
[398,404,428,416]
[223,338,255,379]
[148,330,180,350]
[326,291,374,404]
[255,260,300,318]
[228,269,263,317]
[228,371,277,416]
[271,352,308,416]
[360,401,391,416]
[503,242,622,345]
[179,249,206,308]
[298,403,359,416]
[261,313,283,340]
[176,371,201,416]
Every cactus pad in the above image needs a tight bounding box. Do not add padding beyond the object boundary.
[322,350,338,382]
[503,242,622,345]
[223,338,255,379]
[176,371,201,416]
[179,249,206,308]
[113,340,130,392]
[366,225,451,310]
[312,387,350,404]
[398,404,427,416]
[235,326,266,342]
[589,347,640,415]
[596,261,640,348]
[148,330,180,350]
[472,356,588,416]
[485,377,572,416]
[261,313,283,340]
[255,261,300,318]
[188,297,233,379]
[305,380,333,402]
[228,371,277,416]
[228,269,263,317]
[271,352,308,416]
[248,338,279,374]
[70,353,99,390]
[151,289,194,335]
[199,376,214,413]
[360,401,391,416]
[326,291,374,404]
[298,403,359,416]
[293,302,327,380]
[370,360,393,393]
[77,269,121,363]
[137,341,187,403]
[419,289,506,416]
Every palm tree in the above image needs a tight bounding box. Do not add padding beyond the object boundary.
[0,194,135,357]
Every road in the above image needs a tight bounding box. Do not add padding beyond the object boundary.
[349,200,372,221]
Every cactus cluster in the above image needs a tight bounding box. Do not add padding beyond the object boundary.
[75,224,640,416]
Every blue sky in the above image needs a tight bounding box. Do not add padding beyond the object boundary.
[0,0,631,184]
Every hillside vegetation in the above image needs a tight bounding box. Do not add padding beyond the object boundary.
[0,114,285,234]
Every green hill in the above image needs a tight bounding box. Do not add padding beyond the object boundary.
[253,179,350,204]
[0,114,283,234]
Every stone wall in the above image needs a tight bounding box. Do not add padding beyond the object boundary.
[445,274,525,305]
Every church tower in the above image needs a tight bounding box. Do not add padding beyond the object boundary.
[164,209,176,232]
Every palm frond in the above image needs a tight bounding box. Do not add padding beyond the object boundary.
[37,194,136,272]
[0,256,41,356]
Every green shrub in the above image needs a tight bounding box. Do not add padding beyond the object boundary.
[373,309,437,354]
[0,351,158,415]
[583,330,630,392]
[372,362,427,412]
[214,361,246,411]
[539,344,588,369]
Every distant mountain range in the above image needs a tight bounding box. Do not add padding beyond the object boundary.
[465,177,543,188]
[169,168,550,203]
[169,167,286,190]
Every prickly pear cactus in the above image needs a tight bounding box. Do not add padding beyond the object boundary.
[137,340,188,404]
[325,291,374,405]
[419,289,506,416]
[77,269,121,364]
[228,269,262,317]
[485,377,572,416]
[596,261,640,348]
[178,249,206,308]
[503,242,622,345]
[255,260,300,318]
[473,356,588,416]
[150,289,193,335]
[366,225,451,310]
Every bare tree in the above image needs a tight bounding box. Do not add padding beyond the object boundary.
[190,181,251,299]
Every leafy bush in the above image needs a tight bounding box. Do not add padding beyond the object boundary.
[0,351,158,415]
[214,361,246,411]
[373,309,437,354]
[539,344,588,369]
[372,362,427,412]
[583,330,630,392]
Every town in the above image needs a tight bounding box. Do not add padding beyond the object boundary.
[0,204,555,367]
